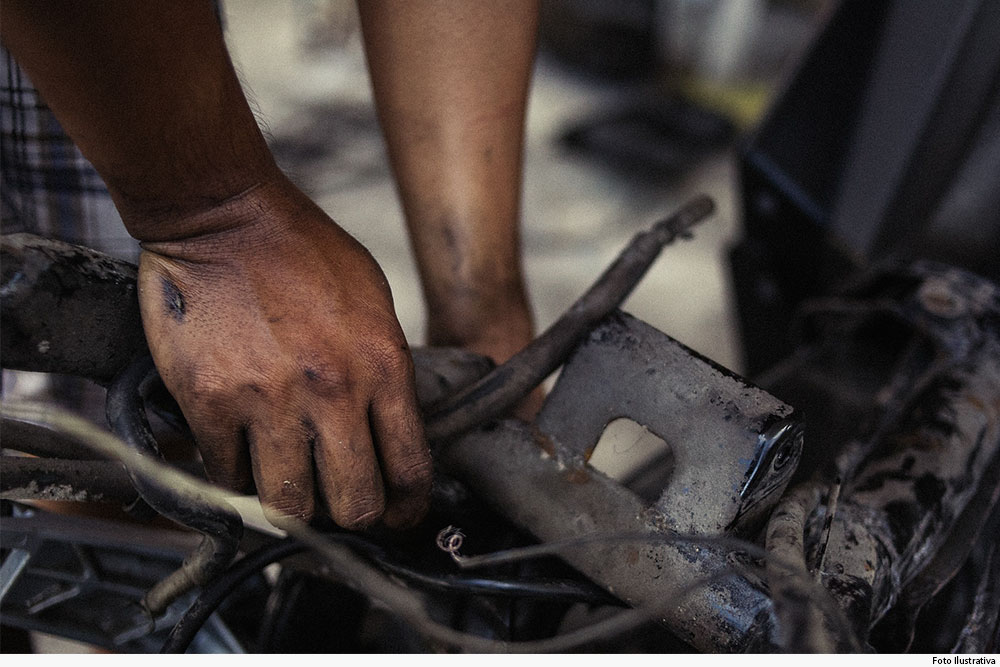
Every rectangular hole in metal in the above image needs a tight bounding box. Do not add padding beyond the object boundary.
[587,417,674,505]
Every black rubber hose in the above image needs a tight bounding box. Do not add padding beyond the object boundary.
[336,534,623,607]
[163,535,622,653]
[162,538,307,653]
[378,560,622,605]
[107,354,243,616]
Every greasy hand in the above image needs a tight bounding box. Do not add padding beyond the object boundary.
[136,179,430,530]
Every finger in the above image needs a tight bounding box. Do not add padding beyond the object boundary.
[187,414,255,494]
[312,403,386,530]
[247,416,316,524]
[369,375,432,529]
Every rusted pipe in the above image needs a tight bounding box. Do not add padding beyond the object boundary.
[0,456,137,504]
[1,234,147,383]
[764,482,852,651]
[1,417,108,460]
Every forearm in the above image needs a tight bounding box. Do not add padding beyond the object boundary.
[0,0,278,240]
[2,1,435,528]
[358,0,539,357]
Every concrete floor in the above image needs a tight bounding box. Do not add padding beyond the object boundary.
[222,0,746,372]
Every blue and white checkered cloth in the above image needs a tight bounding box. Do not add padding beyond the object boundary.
[1,46,137,260]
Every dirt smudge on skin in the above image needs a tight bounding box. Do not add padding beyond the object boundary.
[161,277,186,321]
[440,220,464,277]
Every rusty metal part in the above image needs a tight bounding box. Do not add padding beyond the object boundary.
[1,234,147,383]
[762,262,1000,648]
[816,269,1000,632]
[763,482,854,651]
[435,311,803,652]
[0,456,137,504]
[1,417,108,460]
[816,347,1000,637]
[880,434,1000,651]
[439,418,779,652]
[105,355,242,617]
[951,542,1000,653]
[9,220,999,653]
[425,195,715,441]
[7,400,677,653]
[0,194,713,445]
[537,311,803,536]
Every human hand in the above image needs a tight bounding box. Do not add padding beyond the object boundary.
[428,315,544,421]
[136,178,431,530]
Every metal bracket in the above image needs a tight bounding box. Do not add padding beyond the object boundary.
[538,310,803,534]
[440,310,804,651]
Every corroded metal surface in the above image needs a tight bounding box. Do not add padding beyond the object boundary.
[425,196,715,441]
[765,262,1000,649]
[0,232,798,651]
[0,457,136,503]
[1,234,147,383]
[815,339,1000,640]
[440,311,804,652]
[824,265,999,628]
[6,231,1000,652]
[440,419,779,652]
[537,311,803,536]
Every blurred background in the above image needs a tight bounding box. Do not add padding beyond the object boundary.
[218,0,826,374]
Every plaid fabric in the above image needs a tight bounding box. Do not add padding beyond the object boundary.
[1,46,137,260]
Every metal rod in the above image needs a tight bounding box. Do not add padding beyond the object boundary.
[0,456,137,503]
[1,417,108,460]
[425,195,714,441]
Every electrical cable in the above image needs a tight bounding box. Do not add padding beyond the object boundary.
[8,400,874,652]
[161,538,307,653]
[334,533,624,606]
[6,400,863,652]
[107,354,242,614]
[162,532,623,653]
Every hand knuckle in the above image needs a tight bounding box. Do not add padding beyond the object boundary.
[263,496,314,524]
[207,470,253,494]
[371,341,412,380]
[391,456,433,494]
[186,370,229,403]
[301,362,353,398]
[338,495,385,530]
